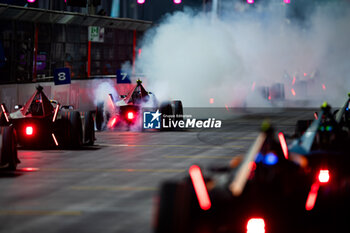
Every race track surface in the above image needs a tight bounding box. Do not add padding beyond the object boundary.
[0,108,315,233]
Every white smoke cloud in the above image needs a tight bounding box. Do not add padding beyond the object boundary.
[135,1,350,108]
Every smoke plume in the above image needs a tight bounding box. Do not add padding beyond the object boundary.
[135,0,350,108]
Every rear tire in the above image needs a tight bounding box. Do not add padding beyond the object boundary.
[172,100,183,121]
[69,111,83,148]
[96,102,104,131]
[160,102,173,130]
[84,111,95,146]
[1,126,18,171]
[154,181,193,233]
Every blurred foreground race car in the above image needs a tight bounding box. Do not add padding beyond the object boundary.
[0,86,95,148]
[96,79,183,130]
[0,125,19,171]
[295,93,350,137]
[153,103,350,233]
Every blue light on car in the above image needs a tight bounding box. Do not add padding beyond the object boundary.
[255,152,263,163]
[263,152,279,165]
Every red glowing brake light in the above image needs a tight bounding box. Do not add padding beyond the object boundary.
[25,126,34,136]
[305,182,319,211]
[109,117,117,128]
[247,218,265,233]
[318,169,330,183]
[278,132,288,159]
[189,165,211,211]
[127,111,134,120]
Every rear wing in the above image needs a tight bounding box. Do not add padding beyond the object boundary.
[229,132,267,196]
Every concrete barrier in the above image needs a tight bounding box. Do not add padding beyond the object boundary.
[0,78,135,112]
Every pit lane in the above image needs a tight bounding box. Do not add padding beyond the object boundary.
[0,108,315,233]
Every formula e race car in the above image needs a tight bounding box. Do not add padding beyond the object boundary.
[95,79,183,130]
[153,104,350,233]
[0,125,19,171]
[0,86,95,148]
[294,93,350,137]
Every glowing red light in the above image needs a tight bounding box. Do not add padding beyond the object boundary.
[247,218,265,233]
[209,98,214,104]
[1,105,9,122]
[278,132,288,159]
[137,0,145,4]
[305,182,319,211]
[138,48,142,57]
[304,72,307,77]
[52,105,59,122]
[22,167,39,172]
[268,95,271,100]
[173,0,182,4]
[322,84,326,91]
[189,165,211,211]
[109,117,117,128]
[318,170,330,183]
[25,126,34,136]
[314,112,318,120]
[127,112,134,120]
[52,133,59,146]
[247,0,254,4]
[27,0,36,3]
[292,76,296,85]
[291,88,296,96]
[284,0,290,3]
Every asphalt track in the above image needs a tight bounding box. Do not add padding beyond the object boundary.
[0,108,315,233]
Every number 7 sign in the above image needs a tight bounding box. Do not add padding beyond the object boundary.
[116,69,131,83]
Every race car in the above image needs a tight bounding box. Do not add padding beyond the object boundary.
[294,93,350,137]
[0,85,95,148]
[153,103,350,233]
[0,125,19,171]
[95,79,183,130]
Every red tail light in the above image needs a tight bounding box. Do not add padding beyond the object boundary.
[127,111,135,120]
[52,133,59,146]
[318,169,330,183]
[247,218,265,233]
[52,104,59,122]
[278,132,288,159]
[25,126,34,136]
[1,104,9,122]
[189,165,211,211]
[109,117,117,128]
[305,182,319,211]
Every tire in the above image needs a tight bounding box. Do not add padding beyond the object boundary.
[154,181,177,233]
[172,100,183,121]
[154,181,193,233]
[69,111,83,148]
[160,102,173,116]
[95,102,104,131]
[1,125,19,171]
[84,111,95,146]
[160,102,173,130]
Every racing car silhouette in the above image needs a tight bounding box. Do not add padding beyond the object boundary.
[95,79,183,130]
[153,101,350,233]
[0,86,95,148]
